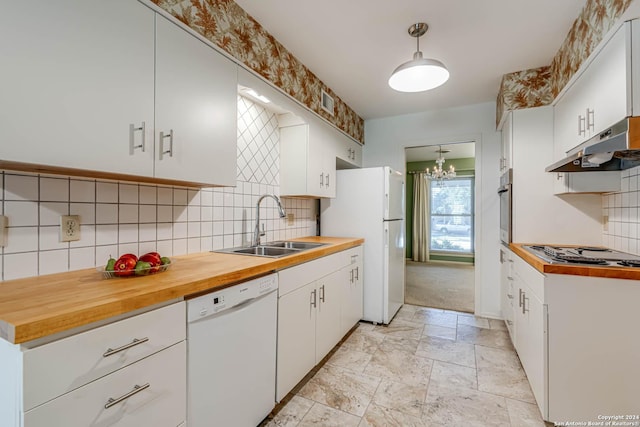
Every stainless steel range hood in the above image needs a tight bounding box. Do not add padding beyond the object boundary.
[546,117,640,172]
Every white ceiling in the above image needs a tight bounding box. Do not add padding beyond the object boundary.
[406,142,475,162]
[233,0,587,120]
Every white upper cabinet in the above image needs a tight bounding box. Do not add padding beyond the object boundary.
[280,122,336,198]
[335,134,362,169]
[553,22,630,160]
[155,15,237,186]
[0,0,155,177]
[0,1,237,187]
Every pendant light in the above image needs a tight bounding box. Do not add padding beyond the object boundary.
[425,146,456,185]
[388,23,450,92]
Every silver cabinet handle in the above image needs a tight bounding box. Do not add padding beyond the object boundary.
[319,284,325,303]
[350,269,354,284]
[129,122,146,155]
[522,295,529,314]
[586,108,594,132]
[518,289,524,308]
[103,337,149,358]
[104,383,150,409]
[159,129,174,160]
[325,173,330,188]
[320,173,324,188]
[578,115,586,137]
[355,266,359,280]
[310,289,317,308]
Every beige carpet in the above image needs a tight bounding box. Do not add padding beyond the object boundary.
[405,260,475,313]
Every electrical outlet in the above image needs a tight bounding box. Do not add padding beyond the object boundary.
[60,215,81,242]
[287,213,295,225]
[0,215,7,247]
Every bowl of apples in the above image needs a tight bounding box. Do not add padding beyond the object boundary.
[98,252,172,279]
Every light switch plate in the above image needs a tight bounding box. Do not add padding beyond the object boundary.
[60,215,81,242]
[0,215,7,247]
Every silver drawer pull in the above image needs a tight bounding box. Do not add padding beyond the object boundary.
[104,383,150,409]
[103,337,149,358]
[355,266,359,280]
[159,129,174,160]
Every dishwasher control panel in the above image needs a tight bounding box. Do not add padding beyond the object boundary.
[187,273,278,322]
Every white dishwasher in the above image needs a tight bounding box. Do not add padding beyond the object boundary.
[187,273,278,427]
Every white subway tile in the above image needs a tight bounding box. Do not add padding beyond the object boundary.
[119,184,139,204]
[39,250,69,275]
[213,192,223,206]
[70,225,96,248]
[201,206,213,221]
[4,252,39,280]
[187,237,201,254]
[139,185,157,204]
[40,202,69,226]
[201,236,213,252]
[40,177,69,202]
[118,242,139,256]
[156,240,173,256]
[622,177,630,192]
[5,201,38,226]
[188,206,201,222]
[174,206,188,222]
[95,245,118,266]
[213,206,224,221]
[139,223,156,242]
[157,187,173,205]
[201,190,213,206]
[233,234,242,247]
[96,225,118,245]
[157,205,173,223]
[223,221,234,235]
[70,179,95,203]
[213,221,224,236]
[188,189,201,206]
[4,227,39,254]
[157,223,172,240]
[223,235,234,248]
[201,221,213,236]
[173,222,188,239]
[96,182,118,203]
[4,174,38,201]
[223,207,233,221]
[139,241,158,255]
[212,236,224,250]
[70,203,95,225]
[188,222,200,238]
[40,226,68,251]
[96,204,118,224]
[223,193,233,207]
[70,247,95,270]
[119,224,138,243]
[139,205,156,224]
[631,176,639,192]
[174,189,188,206]
[119,204,139,224]
[173,239,188,256]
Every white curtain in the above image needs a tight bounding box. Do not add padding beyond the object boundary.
[412,173,430,262]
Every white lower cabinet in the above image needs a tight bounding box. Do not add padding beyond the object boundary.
[0,302,186,427]
[340,247,363,336]
[276,246,364,401]
[499,246,515,341]
[24,341,186,427]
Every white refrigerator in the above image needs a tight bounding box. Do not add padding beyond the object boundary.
[320,166,405,324]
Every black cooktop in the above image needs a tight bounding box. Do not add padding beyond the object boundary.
[523,245,640,267]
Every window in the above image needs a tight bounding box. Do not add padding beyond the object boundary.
[430,177,474,253]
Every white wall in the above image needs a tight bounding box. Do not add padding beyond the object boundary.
[603,166,640,254]
[363,102,502,318]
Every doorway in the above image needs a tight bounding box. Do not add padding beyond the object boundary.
[404,142,476,313]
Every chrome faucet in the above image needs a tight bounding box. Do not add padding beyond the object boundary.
[253,194,286,246]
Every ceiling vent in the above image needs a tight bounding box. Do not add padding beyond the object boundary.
[321,89,334,116]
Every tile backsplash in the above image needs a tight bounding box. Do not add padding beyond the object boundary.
[603,166,640,254]
[0,96,316,281]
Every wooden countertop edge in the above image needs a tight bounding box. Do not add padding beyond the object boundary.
[0,237,364,344]
[510,243,640,280]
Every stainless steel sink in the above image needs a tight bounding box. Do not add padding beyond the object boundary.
[213,241,326,258]
[264,241,327,250]
[231,246,300,257]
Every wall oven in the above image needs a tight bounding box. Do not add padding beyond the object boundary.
[498,169,512,245]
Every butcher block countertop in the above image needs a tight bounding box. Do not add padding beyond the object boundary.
[0,236,363,345]
[510,243,640,280]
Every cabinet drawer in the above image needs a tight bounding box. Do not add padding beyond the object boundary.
[23,302,185,411]
[278,252,344,296]
[24,341,186,427]
[513,255,545,301]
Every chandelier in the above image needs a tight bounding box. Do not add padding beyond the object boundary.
[425,146,456,185]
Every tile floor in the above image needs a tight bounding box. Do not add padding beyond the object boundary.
[263,304,550,427]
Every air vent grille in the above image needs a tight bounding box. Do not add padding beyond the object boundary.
[321,89,334,116]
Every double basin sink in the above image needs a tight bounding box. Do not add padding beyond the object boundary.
[215,241,327,258]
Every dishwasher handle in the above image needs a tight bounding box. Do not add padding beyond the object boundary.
[188,288,276,323]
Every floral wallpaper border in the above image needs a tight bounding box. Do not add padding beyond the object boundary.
[497,0,633,128]
[152,0,364,144]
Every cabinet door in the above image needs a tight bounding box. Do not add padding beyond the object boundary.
[276,282,317,402]
[553,79,586,160]
[514,284,546,413]
[24,342,186,427]
[499,247,515,341]
[341,250,363,335]
[155,15,237,186]
[315,271,343,362]
[0,0,155,176]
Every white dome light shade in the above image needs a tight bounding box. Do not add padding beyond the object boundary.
[388,52,450,92]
